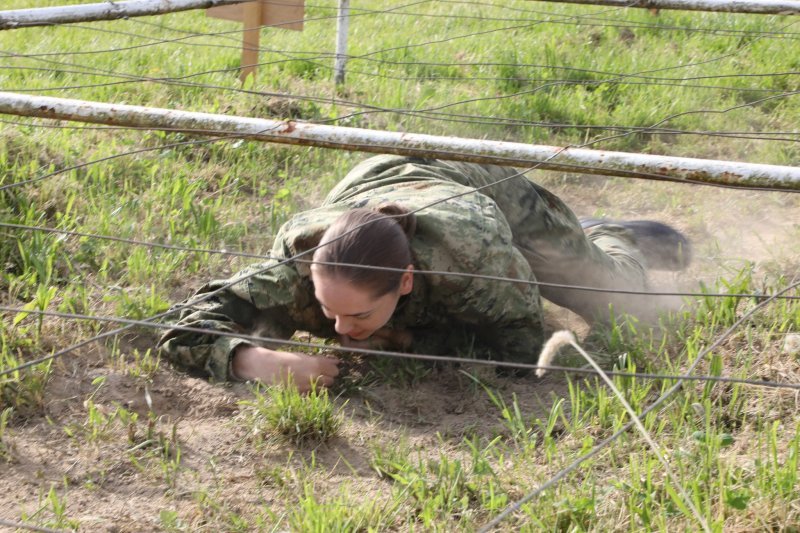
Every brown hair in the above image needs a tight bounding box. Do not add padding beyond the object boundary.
[312,204,416,297]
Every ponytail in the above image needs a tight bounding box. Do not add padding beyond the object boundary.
[312,204,415,297]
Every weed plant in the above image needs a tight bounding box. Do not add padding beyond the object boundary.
[370,437,507,527]
[285,481,400,532]
[20,483,80,532]
[0,407,12,461]
[0,334,52,415]
[240,382,344,446]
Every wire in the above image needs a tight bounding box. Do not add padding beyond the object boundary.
[10,1,441,60]
[544,16,800,148]
[5,64,800,153]
[435,0,800,39]
[2,305,799,392]
[128,0,800,47]
[477,278,800,531]
[0,1,795,379]
[0,143,793,379]
[0,134,242,192]
[7,62,796,97]
[2,221,799,300]
[6,62,800,148]
[103,5,800,86]
[108,12,800,84]
[3,8,798,145]
[589,88,800,147]
[3,0,796,102]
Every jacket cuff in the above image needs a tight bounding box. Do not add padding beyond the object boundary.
[209,336,252,382]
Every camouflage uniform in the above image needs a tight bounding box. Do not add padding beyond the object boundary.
[159,155,646,381]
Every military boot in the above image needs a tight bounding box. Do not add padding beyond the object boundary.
[580,218,692,271]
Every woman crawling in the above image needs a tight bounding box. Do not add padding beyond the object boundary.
[158,155,691,392]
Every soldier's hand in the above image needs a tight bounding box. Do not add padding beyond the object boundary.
[231,345,340,393]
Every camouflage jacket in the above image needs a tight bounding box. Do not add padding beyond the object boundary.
[158,156,545,381]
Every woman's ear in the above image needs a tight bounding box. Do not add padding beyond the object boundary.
[399,264,414,295]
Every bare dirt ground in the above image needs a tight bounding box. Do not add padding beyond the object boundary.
[1,174,798,530]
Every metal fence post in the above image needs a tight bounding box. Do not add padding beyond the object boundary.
[334,0,350,86]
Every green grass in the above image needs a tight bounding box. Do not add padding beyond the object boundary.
[240,382,344,446]
[1,0,799,530]
[0,407,12,461]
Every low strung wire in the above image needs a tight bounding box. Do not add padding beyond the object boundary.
[1,221,798,301]
[437,0,800,39]
[6,26,795,105]
[118,15,800,87]
[5,0,436,60]
[0,146,795,379]
[0,1,796,384]
[5,61,800,148]
[2,305,799,394]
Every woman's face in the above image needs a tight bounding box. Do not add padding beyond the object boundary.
[311,267,413,341]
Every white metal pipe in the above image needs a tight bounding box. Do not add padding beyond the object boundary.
[528,0,800,15]
[334,0,350,85]
[0,0,249,30]
[0,91,798,190]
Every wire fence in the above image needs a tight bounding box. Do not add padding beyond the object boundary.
[1,0,799,530]
[2,0,799,139]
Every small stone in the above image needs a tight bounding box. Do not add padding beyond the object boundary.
[782,333,800,356]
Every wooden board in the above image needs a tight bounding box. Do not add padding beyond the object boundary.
[207,0,303,30]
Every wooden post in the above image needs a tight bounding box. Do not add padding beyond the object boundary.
[240,1,263,82]
[207,0,304,83]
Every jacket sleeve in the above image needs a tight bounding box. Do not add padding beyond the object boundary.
[157,260,303,382]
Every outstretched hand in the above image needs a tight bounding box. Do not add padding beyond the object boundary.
[232,345,340,393]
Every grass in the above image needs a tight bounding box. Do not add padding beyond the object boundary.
[1,0,799,530]
[0,406,12,461]
[240,382,345,446]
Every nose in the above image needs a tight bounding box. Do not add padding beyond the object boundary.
[334,316,353,335]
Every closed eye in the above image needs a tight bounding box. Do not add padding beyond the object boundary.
[319,303,372,320]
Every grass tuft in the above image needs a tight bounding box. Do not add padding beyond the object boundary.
[241,382,344,446]
[0,407,12,462]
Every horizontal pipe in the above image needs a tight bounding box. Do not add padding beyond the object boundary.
[0,0,249,30]
[528,0,800,14]
[0,91,798,190]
